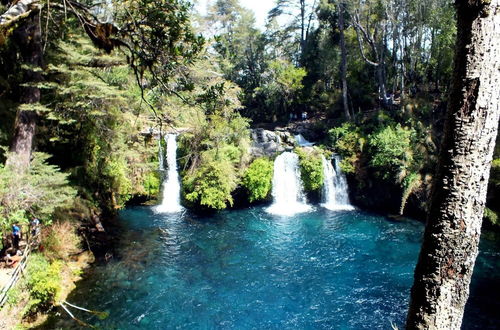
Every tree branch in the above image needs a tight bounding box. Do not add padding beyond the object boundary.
[0,0,41,29]
[352,11,379,67]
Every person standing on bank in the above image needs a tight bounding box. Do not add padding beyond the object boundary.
[12,223,21,252]
[31,217,40,236]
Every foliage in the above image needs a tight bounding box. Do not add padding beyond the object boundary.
[24,254,62,314]
[484,207,499,227]
[0,153,76,238]
[177,64,251,211]
[242,157,274,202]
[254,60,307,122]
[143,172,161,197]
[400,172,422,215]
[328,123,365,174]
[368,124,415,181]
[42,221,81,262]
[490,159,500,188]
[112,0,204,88]
[40,37,159,210]
[296,148,324,193]
[183,159,237,210]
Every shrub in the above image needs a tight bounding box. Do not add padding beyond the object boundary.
[296,148,324,193]
[242,158,274,203]
[142,171,161,197]
[328,123,365,174]
[25,254,62,314]
[368,124,415,180]
[42,221,81,262]
[183,159,237,210]
[101,157,133,207]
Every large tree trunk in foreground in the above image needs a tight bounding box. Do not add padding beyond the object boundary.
[6,12,42,169]
[406,1,500,329]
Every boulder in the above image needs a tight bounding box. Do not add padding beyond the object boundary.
[249,128,285,156]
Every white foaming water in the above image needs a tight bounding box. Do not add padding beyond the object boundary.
[321,155,355,211]
[155,134,183,213]
[294,134,315,147]
[158,138,165,171]
[267,152,311,216]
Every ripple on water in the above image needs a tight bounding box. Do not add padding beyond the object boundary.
[46,206,500,330]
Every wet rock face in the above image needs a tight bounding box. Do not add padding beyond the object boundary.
[249,128,285,157]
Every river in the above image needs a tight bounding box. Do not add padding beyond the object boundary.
[42,206,500,329]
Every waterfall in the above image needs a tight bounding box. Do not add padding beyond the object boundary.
[294,134,315,147]
[158,138,165,171]
[267,152,311,215]
[155,134,183,213]
[321,155,354,211]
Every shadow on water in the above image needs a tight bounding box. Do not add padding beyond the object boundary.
[32,206,500,330]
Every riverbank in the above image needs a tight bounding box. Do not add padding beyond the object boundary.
[0,250,94,329]
[0,205,120,329]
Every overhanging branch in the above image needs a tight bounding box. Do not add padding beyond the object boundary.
[0,0,41,32]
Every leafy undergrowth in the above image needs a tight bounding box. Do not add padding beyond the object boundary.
[0,219,94,329]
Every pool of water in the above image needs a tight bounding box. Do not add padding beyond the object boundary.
[48,206,500,329]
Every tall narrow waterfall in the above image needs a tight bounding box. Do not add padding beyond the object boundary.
[267,152,311,215]
[321,155,354,211]
[155,134,183,213]
[158,138,165,171]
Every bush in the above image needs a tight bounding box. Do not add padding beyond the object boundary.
[368,124,415,180]
[25,254,62,314]
[42,221,81,261]
[183,159,238,210]
[142,171,161,197]
[242,158,274,203]
[296,148,324,193]
[328,123,365,174]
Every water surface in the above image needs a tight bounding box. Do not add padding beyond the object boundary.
[49,207,500,329]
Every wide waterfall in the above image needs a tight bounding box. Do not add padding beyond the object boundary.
[267,152,311,215]
[321,155,354,211]
[155,134,183,213]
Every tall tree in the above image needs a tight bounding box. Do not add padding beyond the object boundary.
[0,0,202,170]
[269,0,318,62]
[406,0,500,328]
[351,0,390,105]
[337,1,350,119]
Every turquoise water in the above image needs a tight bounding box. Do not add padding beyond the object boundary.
[51,207,499,329]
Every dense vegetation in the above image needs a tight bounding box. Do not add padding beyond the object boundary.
[0,0,498,244]
[241,158,274,203]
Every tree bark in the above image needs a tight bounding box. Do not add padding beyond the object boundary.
[300,0,306,56]
[406,1,500,329]
[6,12,42,169]
[338,1,350,120]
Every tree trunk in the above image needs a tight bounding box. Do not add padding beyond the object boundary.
[406,1,500,329]
[338,2,350,120]
[300,0,306,56]
[377,65,388,105]
[6,12,42,169]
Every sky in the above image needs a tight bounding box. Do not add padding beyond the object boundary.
[194,0,276,30]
